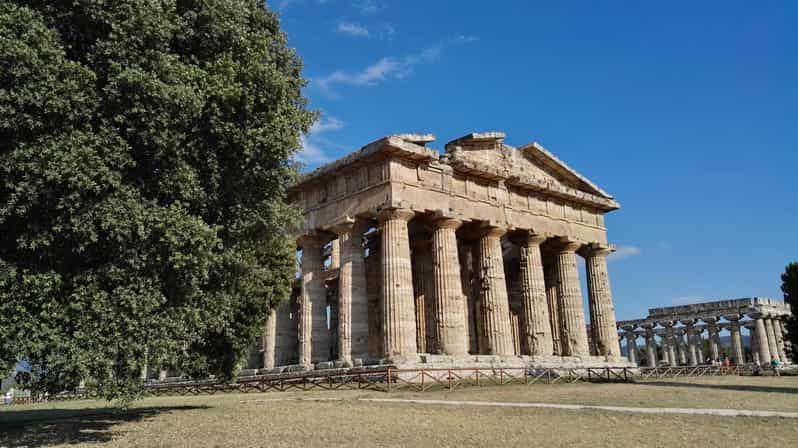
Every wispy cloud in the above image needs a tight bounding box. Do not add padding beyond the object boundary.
[337,22,370,37]
[455,35,480,43]
[297,115,345,166]
[354,0,384,14]
[608,245,641,262]
[315,46,441,97]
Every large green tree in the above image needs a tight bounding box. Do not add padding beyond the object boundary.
[782,262,798,357]
[0,0,313,400]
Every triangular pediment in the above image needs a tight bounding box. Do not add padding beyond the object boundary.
[444,132,618,210]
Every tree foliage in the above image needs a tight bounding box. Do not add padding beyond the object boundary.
[782,262,798,357]
[0,0,313,400]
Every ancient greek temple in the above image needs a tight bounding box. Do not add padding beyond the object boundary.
[617,298,792,367]
[262,132,633,371]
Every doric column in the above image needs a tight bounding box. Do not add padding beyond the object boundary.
[580,244,620,358]
[298,234,327,367]
[364,232,383,358]
[764,317,780,361]
[543,262,562,355]
[551,238,589,357]
[263,309,277,369]
[661,322,677,366]
[411,239,433,353]
[621,325,638,365]
[676,330,687,365]
[378,208,418,359]
[329,238,340,269]
[706,318,720,362]
[683,320,698,366]
[725,315,744,365]
[745,322,759,363]
[429,216,468,355]
[773,317,788,362]
[752,315,772,364]
[513,231,553,356]
[642,323,657,367]
[476,226,514,355]
[458,243,479,354]
[330,217,369,365]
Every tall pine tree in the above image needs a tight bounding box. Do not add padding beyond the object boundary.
[782,262,798,359]
[0,0,313,400]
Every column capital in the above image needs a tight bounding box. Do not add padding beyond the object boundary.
[681,319,695,326]
[658,320,674,328]
[377,207,415,223]
[724,314,742,322]
[479,224,508,238]
[327,216,356,235]
[509,230,547,246]
[578,242,614,258]
[547,236,583,253]
[431,216,463,230]
[297,232,327,248]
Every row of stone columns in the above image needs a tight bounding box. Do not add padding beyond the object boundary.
[620,314,790,367]
[269,208,621,368]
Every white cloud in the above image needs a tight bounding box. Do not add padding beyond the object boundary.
[315,45,441,97]
[455,35,479,43]
[354,0,384,14]
[608,245,641,262]
[296,115,345,166]
[337,22,369,37]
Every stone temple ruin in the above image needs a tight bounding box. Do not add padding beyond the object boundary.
[261,132,635,372]
[617,298,792,367]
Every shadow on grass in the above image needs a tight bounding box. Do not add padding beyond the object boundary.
[0,405,209,447]
[636,380,798,395]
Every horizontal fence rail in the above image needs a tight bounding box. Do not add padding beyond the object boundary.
[4,363,792,405]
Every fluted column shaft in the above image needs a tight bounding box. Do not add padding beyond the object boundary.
[543,263,562,355]
[706,319,720,362]
[764,318,780,361]
[516,233,553,356]
[365,233,383,357]
[683,322,698,366]
[379,209,418,359]
[332,219,369,365]
[263,309,277,369]
[644,327,657,367]
[411,240,433,353]
[773,318,788,362]
[477,227,514,355]
[727,317,744,365]
[430,218,468,355]
[624,332,638,364]
[676,332,687,365]
[582,245,620,357]
[553,240,589,356]
[754,317,771,364]
[662,323,677,366]
[298,235,327,367]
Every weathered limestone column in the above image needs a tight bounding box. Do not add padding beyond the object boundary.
[513,232,553,356]
[543,262,562,355]
[676,330,687,365]
[331,217,369,365]
[752,315,772,364]
[683,320,698,366]
[428,217,468,355]
[365,231,383,358]
[476,226,514,355]
[643,324,658,367]
[329,238,340,269]
[621,326,638,365]
[764,317,780,361]
[263,309,277,369]
[725,315,745,365]
[551,238,589,357]
[410,239,433,353]
[378,208,418,359]
[298,234,327,367]
[458,243,479,354]
[747,322,760,363]
[580,244,620,358]
[662,322,678,366]
[706,318,721,362]
[773,317,788,362]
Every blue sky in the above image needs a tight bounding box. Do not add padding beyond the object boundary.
[274,1,797,321]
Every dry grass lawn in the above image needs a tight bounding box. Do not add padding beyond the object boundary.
[2,376,797,447]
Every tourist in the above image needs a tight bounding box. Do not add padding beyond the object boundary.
[771,358,781,376]
[723,357,730,367]
[752,361,761,376]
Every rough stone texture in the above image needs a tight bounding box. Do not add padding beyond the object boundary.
[298,235,327,367]
[754,317,772,365]
[378,208,418,359]
[476,226,514,355]
[551,239,590,357]
[263,309,277,369]
[582,244,620,358]
[773,317,788,362]
[410,239,432,353]
[764,317,780,361]
[430,217,469,355]
[726,315,745,365]
[515,232,553,356]
[331,217,370,365]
